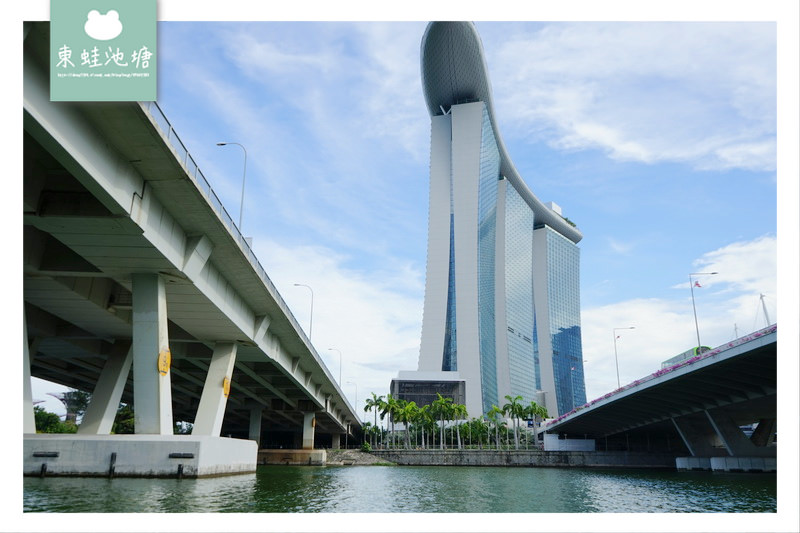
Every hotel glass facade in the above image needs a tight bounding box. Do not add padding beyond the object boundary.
[476,106,500,412]
[399,21,586,418]
[504,183,537,406]
[534,226,586,415]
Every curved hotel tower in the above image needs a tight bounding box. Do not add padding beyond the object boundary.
[392,22,586,418]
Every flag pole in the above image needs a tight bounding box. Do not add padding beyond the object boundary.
[689,272,717,349]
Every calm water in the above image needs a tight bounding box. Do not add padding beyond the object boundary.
[23,465,776,513]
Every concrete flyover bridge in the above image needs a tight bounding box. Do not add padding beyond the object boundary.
[23,23,359,477]
[542,325,777,472]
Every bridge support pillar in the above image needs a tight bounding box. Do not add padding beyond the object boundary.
[78,342,133,434]
[249,407,262,446]
[704,409,775,457]
[132,273,173,435]
[23,310,35,434]
[302,413,316,450]
[193,342,238,436]
[331,433,341,450]
[671,414,719,457]
[751,418,776,447]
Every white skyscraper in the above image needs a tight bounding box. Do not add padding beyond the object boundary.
[393,22,586,418]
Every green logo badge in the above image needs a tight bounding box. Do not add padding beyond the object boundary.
[50,0,156,101]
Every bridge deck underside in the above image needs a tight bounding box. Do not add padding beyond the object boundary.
[547,342,776,440]
[22,26,353,438]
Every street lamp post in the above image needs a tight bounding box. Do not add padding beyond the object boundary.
[689,272,717,349]
[215,142,247,231]
[613,327,635,389]
[293,283,314,339]
[328,348,342,386]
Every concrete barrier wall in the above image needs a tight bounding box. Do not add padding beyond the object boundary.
[24,434,257,478]
[371,449,678,468]
[675,456,776,472]
[543,433,596,451]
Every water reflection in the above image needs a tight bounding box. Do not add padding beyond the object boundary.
[23,466,776,513]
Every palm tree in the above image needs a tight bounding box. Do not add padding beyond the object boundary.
[470,417,488,449]
[502,395,524,450]
[364,393,384,448]
[377,395,393,449]
[525,401,548,448]
[452,403,468,450]
[361,421,372,449]
[382,394,403,449]
[418,404,432,448]
[431,393,453,450]
[395,400,419,449]
[487,405,504,450]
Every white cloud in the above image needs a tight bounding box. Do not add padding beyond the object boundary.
[251,236,424,404]
[249,229,776,410]
[488,22,776,172]
[692,235,777,295]
[162,23,430,260]
[151,22,781,413]
[606,236,635,255]
[582,235,777,399]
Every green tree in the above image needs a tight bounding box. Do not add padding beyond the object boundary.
[361,421,373,449]
[33,406,77,433]
[418,405,434,449]
[364,393,384,449]
[469,417,489,449]
[452,403,468,450]
[502,395,524,450]
[395,400,419,449]
[431,393,453,450]
[49,389,91,423]
[379,394,401,449]
[524,401,548,448]
[487,405,504,450]
[112,403,135,434]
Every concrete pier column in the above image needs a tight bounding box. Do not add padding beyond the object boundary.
[132,273,173,434]
[23,310,36,434]
[249,407,263,446]
[78,342,133,434]
[671,414,718,457]
[193,342,238,436]
[302,413,316,450]
[704,409,774,457]
[331,433,341,450]
[751,418,776,447]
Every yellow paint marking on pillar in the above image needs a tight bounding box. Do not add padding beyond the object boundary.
[223,377,231,398]
[157,349,171,376]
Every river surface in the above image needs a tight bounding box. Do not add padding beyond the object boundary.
[23,465,776,513]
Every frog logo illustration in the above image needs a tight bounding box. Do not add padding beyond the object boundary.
[84,9,123,41]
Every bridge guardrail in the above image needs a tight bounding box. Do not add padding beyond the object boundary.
[139,101,346,408]
[546,323,778,427]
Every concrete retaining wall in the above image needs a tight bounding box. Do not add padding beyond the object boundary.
[24,434,257,478]
[257,449,326,466]
[371,449,678,468]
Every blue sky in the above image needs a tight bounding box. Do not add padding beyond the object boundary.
[146,19,782,412]
[10,2,799,531]
[21,4,795,425]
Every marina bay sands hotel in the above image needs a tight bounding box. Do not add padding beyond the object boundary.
[392,22,586,418]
